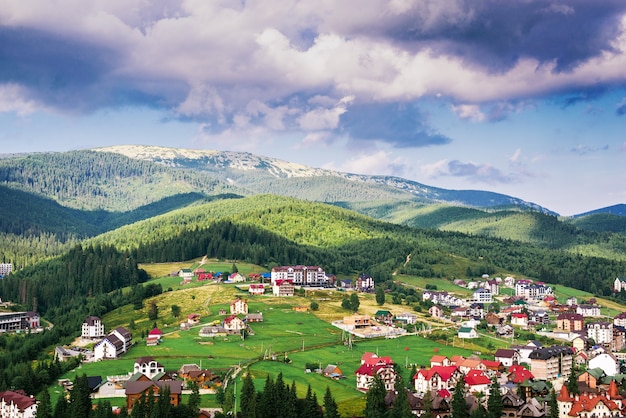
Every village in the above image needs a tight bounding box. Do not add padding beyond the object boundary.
[4,264,626,417]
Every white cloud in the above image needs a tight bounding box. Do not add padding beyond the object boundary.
[0,84,43,115]
[451,104,486,122]
[325,150,408,177]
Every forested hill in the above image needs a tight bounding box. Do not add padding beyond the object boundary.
[86,195,626,297]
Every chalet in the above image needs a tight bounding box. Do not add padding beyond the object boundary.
[248,284,265,295]
[374,310,393,324]
[528,311,549,325]
[485,312,503,326]
[467,303,484,319]
[430,355,450,367]
[93,336,122,361]
[186,370,220,388]
[126,380,182,411]
[480,360,504,375]
[428,305,444,319]
[82,316,105,339]
[414,365,462,394]
[230,298,248,315]
[187,314,201,324]
[464,370,491,394]
[507,365,534,384]
[223,316,246,333]
[228,272,246,282]
[197,272,213,281]
[528,345,573,381]
[245,313,263,323]
[577,368,605,389]
[0,390,38,418]
[557,382,623,418]
[494,349,520,367]
[457,327,477,339]
[457,358,485,375]
[355,353,395,392]
[178,364,200,380]
[272,279,294,297]
[146,328,163,346]
[339,279,352,289]
[134,356,165,379]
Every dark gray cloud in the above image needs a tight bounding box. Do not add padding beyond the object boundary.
[373,0,626,73]
[338,103,452,148]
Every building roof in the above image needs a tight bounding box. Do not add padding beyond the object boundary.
[464,370,491,386]
[0,391,37,412]
[494,349,518,359]
[83,316,101,326]
[125,380,182,395]
[528,345,573,360]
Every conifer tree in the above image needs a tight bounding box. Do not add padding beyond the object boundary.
[566,369,579,395]
[187,380,201,417]
[323,386,339,418]
[376,287,385,305]
[53,395,69,418]
[451,379,469,418]
[487,378,503,418]
[36,388,53,418]
[421,390,434,418]
[408,364,417,389]
[69,374,92,418]
[153,385,171,418]
[389,376,412,418]
[548,388,559,418]
[257,375,275,418]
[364,375,387,418]
[240,373,257,418]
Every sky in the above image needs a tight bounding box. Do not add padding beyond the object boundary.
[1,1,626,216]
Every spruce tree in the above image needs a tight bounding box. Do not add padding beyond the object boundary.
[487,378,503,418]
[421,390,434,418]
[566,369,579,395]
[153,385,171,418]
[364,375,387,418]
[36,389,52,418]
[451,379,469,418]
[69,374,92,418]
[53,396,69,418]
[376,287,385,305]
[240,373,257,418]
[548,388,559,418]
[323,386,339,418]
[407,364,417,389]
[187,380,201,416]
[257,375,275,418]
[389,376,412,418]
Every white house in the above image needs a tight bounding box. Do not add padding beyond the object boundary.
[82,316,105,339]
[94,335,124,360]
[588,353,619,376]
[230,298,248,315]
[248,284,265,295]
[396,312,418,324]
[223,316,246,333]
[0,391,38,418]
[134,356,165,379]
[586,322,613,346]
[577,304,601,317]
[458,327,478,339]
[472,288,492,303]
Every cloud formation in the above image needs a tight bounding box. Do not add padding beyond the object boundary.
[1,0,626,149]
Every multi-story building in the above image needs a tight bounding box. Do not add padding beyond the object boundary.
[230,298,248,315]
[556,313,584,332]
[528,345,573,381]
[82,316,105,339]
[587,321,614,347]
[270,266,327,286]
[355,353,396,392]
[614,311,626,327]
[0,391,38,418]
[576,304,601,317]
[272,279,294,297]
[134,356,165,379]
[0,312,39,332]
[355,274,375,291]
[0,263,12,277]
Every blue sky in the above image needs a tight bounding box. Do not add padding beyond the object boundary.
[1,0,625,216]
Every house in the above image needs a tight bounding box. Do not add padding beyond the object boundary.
[223,316,246,333]
[178,364,201,380]
[134,357,165,379]
[507,365,534,384]
[588,352,619,376]
[576,304,601,317]
[457,327,477,339]
[511,313,528,327]
[467,303,484,319]
[414,365,462,394]
[577,368,605,389]
[82,316,105,339]
[457,358,485,375]
[146,328,163,346]
[125,380,182,411]
[494,349,520,367]
[178,269,193,279]
[374,310,393,324]
[228,272,246,282]
[486,312,503,326]
[94,334,125,360]
[54,346,91,363]
[186,370,220,388]
[355,274,375,291]
[464,370,491,394]
[486,279,499,295]
[472,288,492,303]
[557,382,623,418]
[430,355,451,367]
[248,284,265,295]
[187,314,201,324]
[230,298,248,315]
[323,364,343,379]
[0,390,38,418]
[355,354,395,392]
[272,279,294,297]
[198,326,227,338]
[109,327,132,352]
[571,334,587,352]
[614,312,626,327]
[528,345,573,381]
[197,272,213,281]
[245,313,263,323]
[428,305,444,319]
[396,312,418,324]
